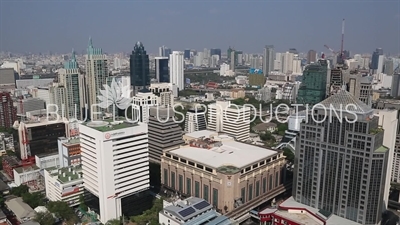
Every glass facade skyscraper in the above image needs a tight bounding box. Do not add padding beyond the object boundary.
[296,59,328,105]
[155,57,169,83]
[294,90,388,224]
[130,42,150,91]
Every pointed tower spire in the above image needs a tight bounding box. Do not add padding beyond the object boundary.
[71,48,76,61]
[88,36,93,47]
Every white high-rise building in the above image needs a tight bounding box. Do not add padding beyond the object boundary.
[113,58,122,70]
[208,101,250,142]
[376,109,398,211]
[79,120,149,223]
[219,63,230,76]
[131,92,158,123]
[209,55,220,68]
[281,52,294,74]
[292,59,302,74]
[169,51,184,91]
[377,55,385,74]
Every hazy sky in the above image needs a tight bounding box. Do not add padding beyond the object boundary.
[0,0,399,55]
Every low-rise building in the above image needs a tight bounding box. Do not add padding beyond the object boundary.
[35,153,59,169]
[5,197,36,223]
[44,165,83,207]
[159,197,233,225]
[258,197,361,225]
[57,137,81,168]
[161,131,286,213]
[252,122,277,133]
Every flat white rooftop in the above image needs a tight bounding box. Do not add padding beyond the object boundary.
[170,136,278,169]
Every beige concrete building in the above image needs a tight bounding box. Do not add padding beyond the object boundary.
[161,130,286,214]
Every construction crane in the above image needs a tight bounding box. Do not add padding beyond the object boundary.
[324,45,339,55]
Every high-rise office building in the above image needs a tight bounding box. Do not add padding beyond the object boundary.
[79,120,150,223]
[263,45,274,76]
[210,48,222,59]
[294,90,388,225]
[130,42,150,93]
[296,60,328,105]
[307,50,317,64]
[371,48,383,71]
[148,107,183,163]
[0,92,16,128]
[184,109,207,133]
[281,52,294,74]
[230,51,236,72]
[58,50,86,120]
[159,46,172,58]
[208,101,250,142]
[169,51,184,91]
[85,38,108,120]
[184,49,191,59]
[155,57,169,83]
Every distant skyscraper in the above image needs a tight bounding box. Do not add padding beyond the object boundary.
[281,52,294,74]
[169,51,184,91]
[263,45,274,76]
[184,49,190,59]
[155,57,169,83]
[159,46,172,58]
[227,47,233,61]
[307,50,317,64]
[0,92,16,128]
[210,48,222,59]
[230,50,236,72]
[85,38,108,120]
[371,48,383,70]
[294,91,388,225]
[130,42,150,92]
[58,50,85,120]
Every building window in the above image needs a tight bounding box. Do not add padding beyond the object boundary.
[269,175,273,190]
[256,181,260,197]
[203,185,209,201]
[186,178,191,195]
[241,188,246,203]
[213,188,218,208]
[171,172,176,189]
[275,172,279,188]
[178,175,183,192]
[249,184,253,201]
[163,169,168,186]
[263,177,267,193]
[195,181,200,197]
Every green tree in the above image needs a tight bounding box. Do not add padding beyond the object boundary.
[22,192,45,208]
[10,184,29,197]
[34,212,55,225]
[130,198,163,225]
[79,194,88,212]
[47,201,78,224]
[106,219,121,225]
[283,148,295,163]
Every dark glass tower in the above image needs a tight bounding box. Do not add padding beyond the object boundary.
[155,57,169,83]
[296,59,328,105]
[184,49,190,59]
[130,42,150,91]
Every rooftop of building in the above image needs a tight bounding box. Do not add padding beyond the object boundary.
[62,137,80,146]
[316,90,373,114]
[46,164,82,184]
[17,117,67,128]
[14,165,40,174]
[163,197,230,223]
[259,197,361,225]
[82,117,139,132]
[171,131,279,171]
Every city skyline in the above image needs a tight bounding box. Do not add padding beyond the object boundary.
[0,1,399,54]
